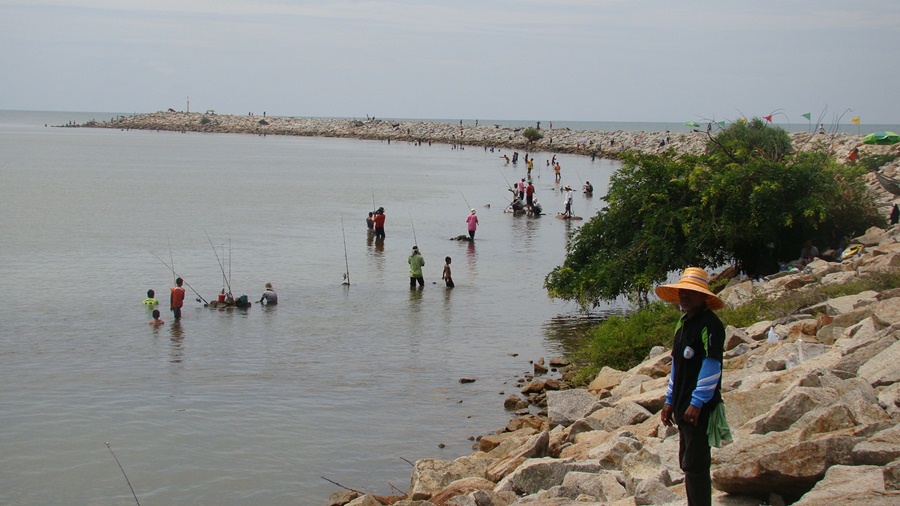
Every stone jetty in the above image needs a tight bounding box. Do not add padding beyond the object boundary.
[325,222,900,505]
[80,111,896,163]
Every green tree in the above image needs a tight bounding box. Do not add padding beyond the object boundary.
[545,119,884,308]
[522,127,543,142]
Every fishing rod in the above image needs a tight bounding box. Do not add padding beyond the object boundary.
[167,235,176,284]
[457,186,472,210]
[149,251,210,305]
[106,442,140,506]
[205,230,233,297]
[497,168,519,211]
[340,214,350,286]
[408,210,418,247]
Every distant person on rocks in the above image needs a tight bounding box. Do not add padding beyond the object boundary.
[258,282,278,305]
[373,207,386,239]
[408,246,425,288]
[799,239,819,266]
[466,209,479,240]
[442,256,454,288]
[891,204,900,225]
[848,147,859,163]
[658,267,728,506]
[818,123,825,134]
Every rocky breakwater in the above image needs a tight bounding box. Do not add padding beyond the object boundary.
[327,223,900,506]
[82,111,883,160]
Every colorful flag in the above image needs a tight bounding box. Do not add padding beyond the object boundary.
[850,117,860,125]
[764,115,773,123]
[802,113,811,120]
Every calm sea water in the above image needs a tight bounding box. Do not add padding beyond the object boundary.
[0,110,624,505]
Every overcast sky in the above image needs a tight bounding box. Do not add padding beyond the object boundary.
[2,1,898,124]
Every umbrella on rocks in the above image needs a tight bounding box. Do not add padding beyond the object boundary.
[683,121,701,128]
[863,131,900,145]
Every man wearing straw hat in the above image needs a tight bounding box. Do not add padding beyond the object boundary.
[657,267,727,506]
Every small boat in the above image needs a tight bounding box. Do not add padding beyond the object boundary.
[209,293,251,309]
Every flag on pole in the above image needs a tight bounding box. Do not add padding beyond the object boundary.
[764,115,773,123]
[850,117,860,125]
[802,113,811,120]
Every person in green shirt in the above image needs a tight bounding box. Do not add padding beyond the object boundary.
[408,246,425,288]
[143,289,159,307]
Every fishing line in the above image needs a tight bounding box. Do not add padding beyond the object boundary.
[457,186,472,210]
[167,235,176,284]
[106,442,140,506]
[204,230,233,297]
[149,251,209,305]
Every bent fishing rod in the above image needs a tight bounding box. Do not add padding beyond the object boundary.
[205,230,233,297]
[149,251,210,305]
[340,214,350,286]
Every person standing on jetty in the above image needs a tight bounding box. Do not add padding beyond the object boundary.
[373,207,386,239]
[466,209,479,240]
[658,267,728,506]
[408,246,425,288]
[170,277,185,321]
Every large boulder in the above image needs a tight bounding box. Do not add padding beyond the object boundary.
[712,429,864,503]
[560,470,627,503]
[587,366,626,393]
[409,455,495,500]
[858,338,900,387]
[493,457,601,496]
[792,465,898,506]
[750,387,839,434]
[428,477,494,506]
[853,424,900,466]
[547,390,602,427]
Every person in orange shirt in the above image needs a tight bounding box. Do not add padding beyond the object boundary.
[170,277,186,320]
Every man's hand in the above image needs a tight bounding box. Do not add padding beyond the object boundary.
[683,404,701,426]
[660,404,674,426]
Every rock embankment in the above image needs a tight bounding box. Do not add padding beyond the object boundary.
[81,111,895,162]
[328,223,900,505]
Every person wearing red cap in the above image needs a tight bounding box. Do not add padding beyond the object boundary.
[657,267,726,506]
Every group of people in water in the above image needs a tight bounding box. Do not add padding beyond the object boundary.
[144,278,278,326]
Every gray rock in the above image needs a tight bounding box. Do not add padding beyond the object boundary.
[752,387,838,434]
[859,339,900,387]
[493,457,601,496]
[409,455,494,501]
[546,390,602,427]
[793,464,897,506]
[853,424,900,465]
[560,470,627,503]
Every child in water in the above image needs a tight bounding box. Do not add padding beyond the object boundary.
[149,309,165,326]
[442,256,454,288]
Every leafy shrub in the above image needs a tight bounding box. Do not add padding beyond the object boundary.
[522,127,543,142]
[199,116,211,125]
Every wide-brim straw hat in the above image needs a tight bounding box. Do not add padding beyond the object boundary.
[655,267,724,310]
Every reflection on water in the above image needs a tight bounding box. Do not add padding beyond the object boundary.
[168,321,184,363]
[542,310,623,357]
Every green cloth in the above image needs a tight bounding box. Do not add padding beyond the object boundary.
[707,402,732,448]
[408,253,425,277]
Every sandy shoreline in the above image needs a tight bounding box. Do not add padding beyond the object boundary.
[77,111,878,161]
